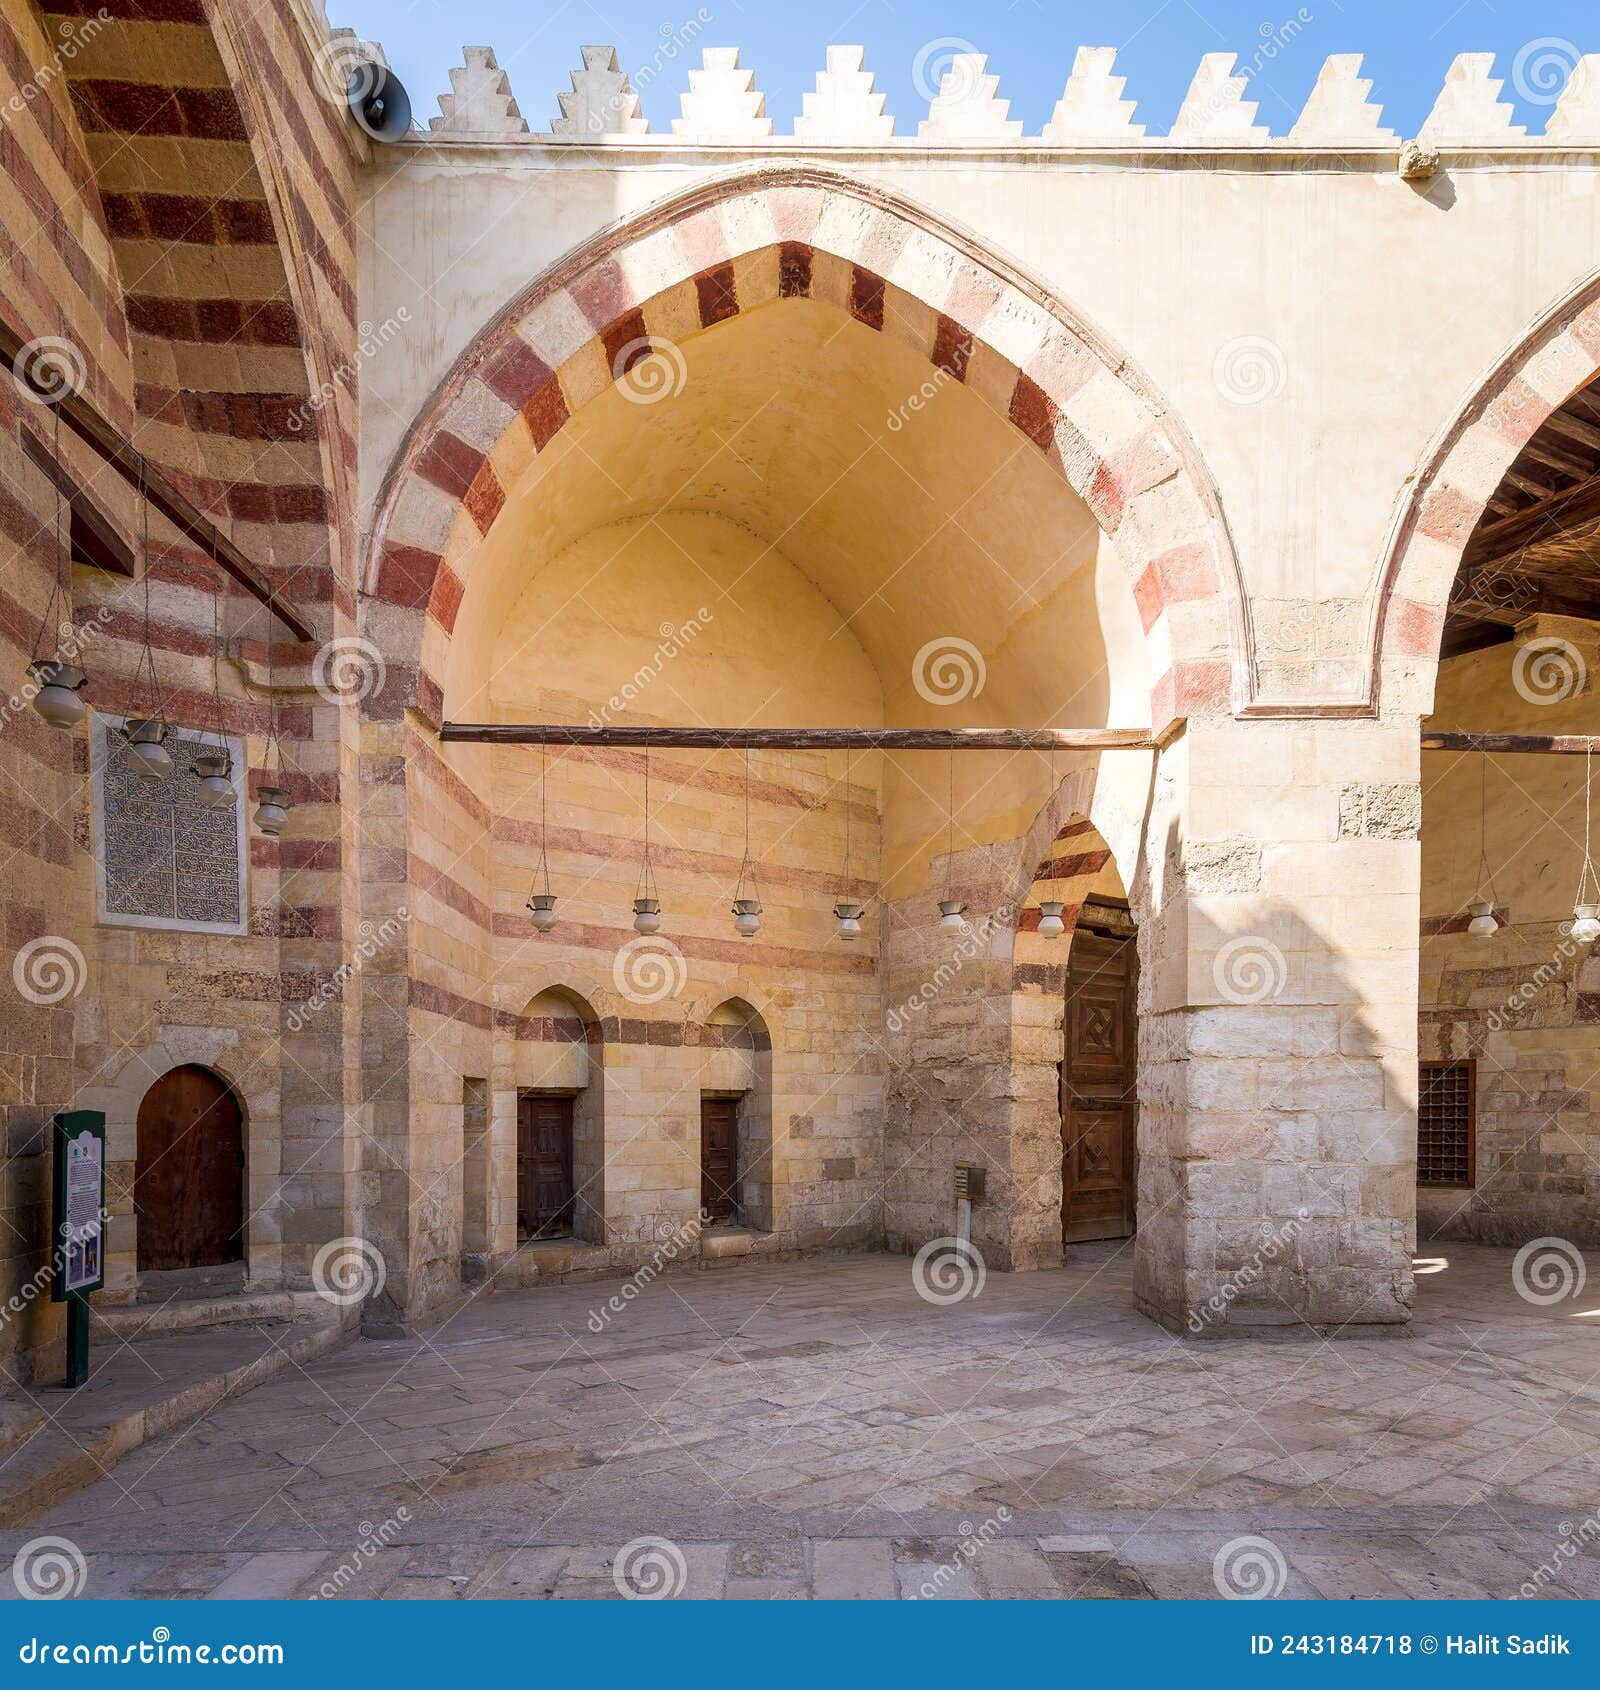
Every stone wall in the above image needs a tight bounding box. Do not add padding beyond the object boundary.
[1418,619,1600,1247]
[0,0,358,1384]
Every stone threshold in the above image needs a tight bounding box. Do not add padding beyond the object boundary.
[90,1290,338,1340]
[0,1315,351,1529]
[469,1230,864,1291]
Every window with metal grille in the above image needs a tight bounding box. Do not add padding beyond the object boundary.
[1418,1061,1475,1187]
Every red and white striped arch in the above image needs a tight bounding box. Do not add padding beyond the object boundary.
[1376,266,1600,712]
[363,167,1247,729]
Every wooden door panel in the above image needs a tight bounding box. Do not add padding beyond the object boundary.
[136,1065,243,1271]
[700,1098,739,1222]
[1066,979,1130,1081]
[1061,923,1138,1245]
[518,1094,574,1236]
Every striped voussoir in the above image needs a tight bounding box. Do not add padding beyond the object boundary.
[364,170,1243,730]
[38,0,357,583]
[1377,274,1600,703]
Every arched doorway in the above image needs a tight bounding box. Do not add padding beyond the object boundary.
[1060,897,1139,1245]
[361,170,1232,1296]
[1015,815,1140,1254]
[1413,364,1600,1252]
[135,1066,245,1272]
[698,999,774,1233]
[510,987,605,1245]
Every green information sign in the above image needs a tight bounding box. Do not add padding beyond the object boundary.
[51,1110,105,1386]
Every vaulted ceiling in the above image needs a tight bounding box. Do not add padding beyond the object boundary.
[1444,373,1600,658]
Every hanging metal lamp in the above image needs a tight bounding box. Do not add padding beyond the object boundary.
[832,745,864,942]
[29,659,87,728]
[1467,755,1499,939]
[121,469,174,779]
[1037,900,1067,939]
[1572,747,1600,944]
[190,589,235,809]
[27,402,89,729]
[936,749,966,931]
[253,574,295,837]
[730,747,762,938]
[526,739,557,931]
[253,786,290,836]
[632,744,663,933]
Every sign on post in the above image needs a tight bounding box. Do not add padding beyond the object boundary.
[51,1110,105,1386]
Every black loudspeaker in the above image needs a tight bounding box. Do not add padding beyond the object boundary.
[349,62,411,142]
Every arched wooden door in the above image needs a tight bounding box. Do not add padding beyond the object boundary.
[135,1065,245,1271]
[1060,906,1139,1244]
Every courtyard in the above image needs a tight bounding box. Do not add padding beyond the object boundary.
[5,0,1600,1642]
[7,1244,1598,1600]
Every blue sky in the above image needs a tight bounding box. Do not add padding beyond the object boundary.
[331,0,1596,137]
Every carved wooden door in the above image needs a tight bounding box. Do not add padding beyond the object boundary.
[700,1097,739,1222]
[517,1093,575,1236]
[1060,929,1138,1243]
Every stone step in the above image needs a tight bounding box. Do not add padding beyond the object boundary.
[90,1290,334,1338]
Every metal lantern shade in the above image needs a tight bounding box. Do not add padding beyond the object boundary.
[1466,897,1498,939]
[123,716,172,780]
[632,896,662,935]
[938,898,967,932]
[833,900,864,942]
[1572,903,1600,945]
[253,785,292,837]
[1037,900,1067,939]
[732,897,762,938]
[28,660,87,729]
[191,751,235,809]
[528,892,558,933]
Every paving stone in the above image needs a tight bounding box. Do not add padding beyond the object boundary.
[4,1248,1593,1601]
[205,1552,330,1599]
[811,1537,896,1599]
[898,1562,982,1600]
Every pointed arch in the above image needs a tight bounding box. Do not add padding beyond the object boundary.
[362,166,1246,728]
[1375,265,1600,713]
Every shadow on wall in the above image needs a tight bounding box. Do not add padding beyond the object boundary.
[1131,802,1417,1338]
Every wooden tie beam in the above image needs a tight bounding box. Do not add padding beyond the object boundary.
[1421,732,1600,755]
[446,725,1599,756]
[0,320,316,643]
[441,723,1185,751]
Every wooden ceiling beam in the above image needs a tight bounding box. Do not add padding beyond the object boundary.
[0,320,316,643]
[1543,407,1600,456]
[1521,436,1594,481]
[1423,731,1600,754]
[1502,466,1561,501]
[1465,472,1600,569]
[440,722,1187,751]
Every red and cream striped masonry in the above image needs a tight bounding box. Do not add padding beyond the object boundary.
[363,169,1246,731]
[40,0,359,600]
[1377,272,1600,707]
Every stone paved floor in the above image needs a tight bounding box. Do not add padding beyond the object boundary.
[5,1243,1600,1599]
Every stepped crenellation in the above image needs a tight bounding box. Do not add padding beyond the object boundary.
[413,44,1600,144]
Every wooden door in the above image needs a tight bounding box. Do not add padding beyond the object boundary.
[517,1093,574,1236]
[135,1065,245,1271]
[700,1097,739,1222]
[1060,927,1138,1244]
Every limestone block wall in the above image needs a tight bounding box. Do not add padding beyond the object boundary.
[881,762,1143,1273]
[483,739,886,1263]
[1418,623,1600,1246]
[389,730,495,1323]
[0,0,134,1384]
[0,0,361,1383]
[1134,721,1420,1336]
